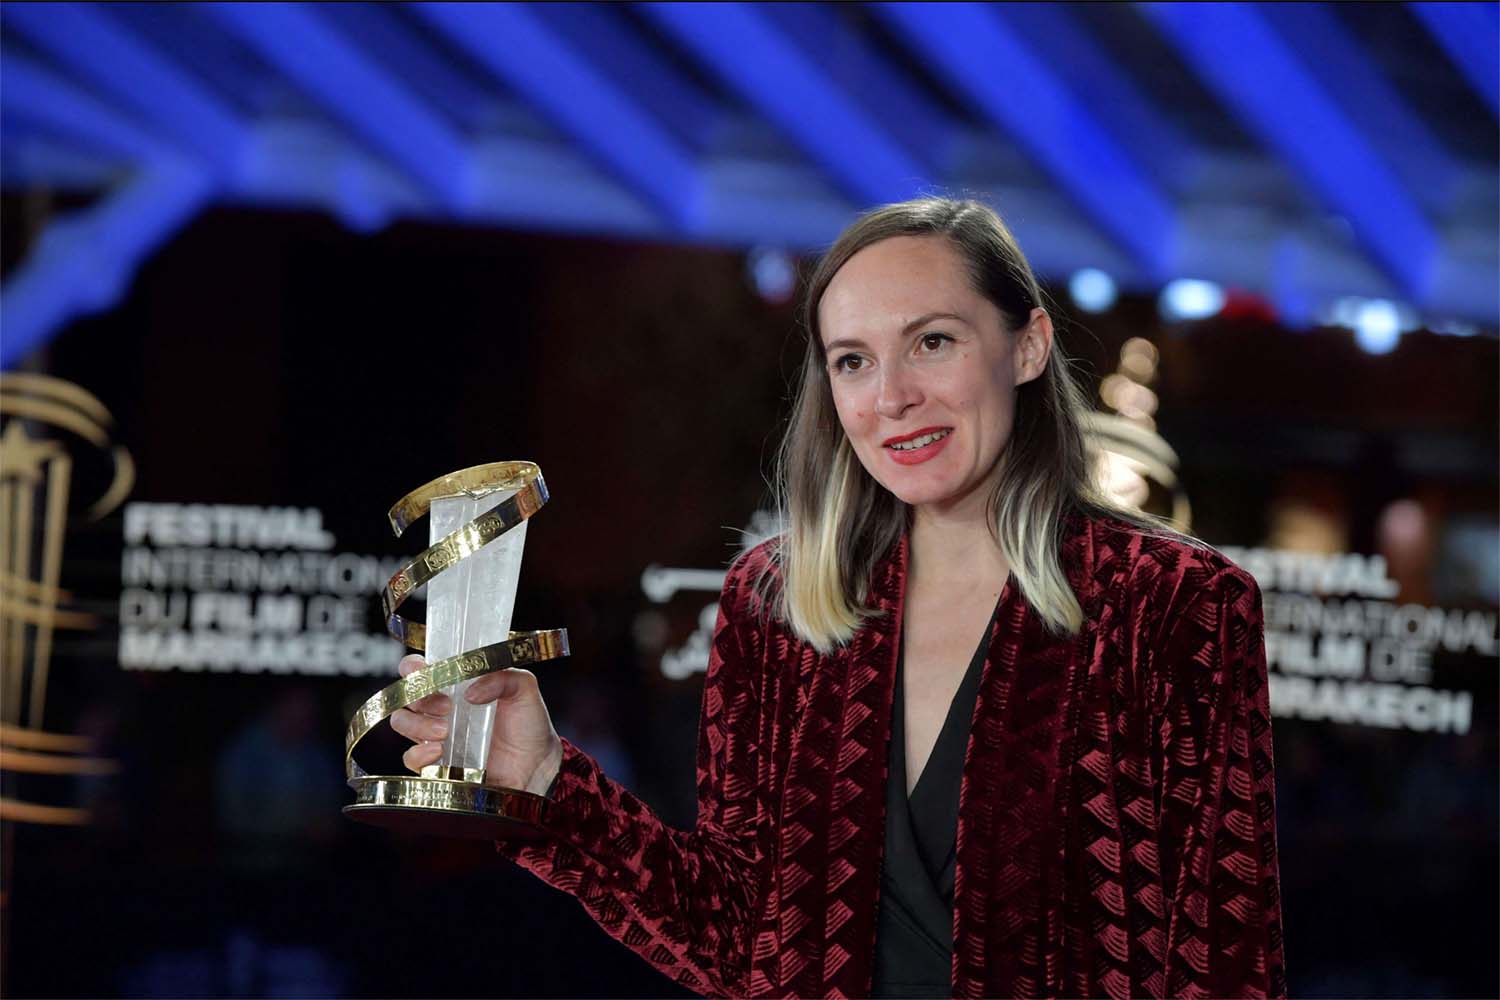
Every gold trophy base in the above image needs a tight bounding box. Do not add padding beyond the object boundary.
[344,775,549,840]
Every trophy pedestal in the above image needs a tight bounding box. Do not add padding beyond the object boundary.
[343,779,549,840]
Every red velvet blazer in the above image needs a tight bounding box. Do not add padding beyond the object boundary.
[500,516,1287,998]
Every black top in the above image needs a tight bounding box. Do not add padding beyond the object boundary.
[871,601,997,999]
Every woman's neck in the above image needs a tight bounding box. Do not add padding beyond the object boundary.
[908,496,1010,591]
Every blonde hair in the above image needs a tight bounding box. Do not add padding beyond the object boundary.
[770,197,1158,652]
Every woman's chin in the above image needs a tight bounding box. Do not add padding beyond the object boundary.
[859,450,988,510]
[873,470,999,517]
[873,476,955,509]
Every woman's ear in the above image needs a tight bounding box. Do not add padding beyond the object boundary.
[1014,307,1055,386]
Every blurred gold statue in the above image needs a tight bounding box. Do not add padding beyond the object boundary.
[1083,337,1192,531]
[0,373,132,826]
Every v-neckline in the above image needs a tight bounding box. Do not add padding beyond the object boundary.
[872,589,1005,988]
[903,591,1005,800]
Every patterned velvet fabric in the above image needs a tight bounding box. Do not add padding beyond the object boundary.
[498,516,1286,999]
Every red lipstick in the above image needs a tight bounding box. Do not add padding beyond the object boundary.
[882,426,952,466]
[882,426,948,447]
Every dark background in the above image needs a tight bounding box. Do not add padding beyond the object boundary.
[3,206,1496,998]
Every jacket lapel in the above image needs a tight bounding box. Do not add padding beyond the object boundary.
[776,537,905,998]
[951,518,1097,998]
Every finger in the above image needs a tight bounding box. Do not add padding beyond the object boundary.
[464,668,537,704]
[390,707,448,743]
[403,742,443,773]
[396,654,452,715]
[407,691,452,717]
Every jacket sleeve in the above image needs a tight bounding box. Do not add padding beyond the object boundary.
[495,552,768,997]
[1154,564,1288,999]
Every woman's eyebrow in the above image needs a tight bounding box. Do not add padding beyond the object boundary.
[900,311,966,335]
[823,335,868,355]
[823,311,968,355]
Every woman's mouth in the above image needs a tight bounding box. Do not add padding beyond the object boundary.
[883,427,952,465]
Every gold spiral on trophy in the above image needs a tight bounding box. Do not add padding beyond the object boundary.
[0,374,132,826]
[343,461,569,837]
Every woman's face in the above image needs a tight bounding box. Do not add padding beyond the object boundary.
[817,235,1052,515]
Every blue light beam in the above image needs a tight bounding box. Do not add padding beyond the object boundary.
[3,2,249,175]
[1143,3,1439,300]
[203,3,474,211]
[639,2,929,207]
[989,3,1197,192]
[415,2,706,231]
[756,3,962,175]
[1,164,212,369]
[874,3,1177,278]
[1408,2,1500,118]
[529,3,721,154]
[0,49,172,164]
[1262,3,1462,213]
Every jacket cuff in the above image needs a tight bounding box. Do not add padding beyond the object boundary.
[494,737,594,855]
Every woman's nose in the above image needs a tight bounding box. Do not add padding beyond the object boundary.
[874,365,922,419]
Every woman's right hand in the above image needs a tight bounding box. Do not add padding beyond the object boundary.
[388,654,564,797]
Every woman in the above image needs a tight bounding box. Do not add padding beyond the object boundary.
[393,198,1286,999]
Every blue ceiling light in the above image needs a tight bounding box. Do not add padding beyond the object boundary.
[1262,4,1461,214]
[1143,4,1438,302]
[0,49,167,164]
[875,3,1177,280]
[1327,296,1364,330]
[1430,318,1479,338]
[415,3,706,231]
[205,3,473,213]
[0,164,211,369]
[1353,299,1402,354]
[317,2,503,135]
[990,3,1195,190]
[747,247,796,304]
[3,2,251,175]
[527,3,720,154]
[638,3,927,207]
[1326,295,1423,344]
[0,2,1495,366]
[1159,279,1225,322]
[1069,269,1118,313]
[1408,2,1500,118]
[755,3,961,176]
[0,7,222,368]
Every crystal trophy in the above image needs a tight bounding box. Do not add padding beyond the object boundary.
[343,462,568,837]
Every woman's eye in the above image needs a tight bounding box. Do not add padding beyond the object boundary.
[833,354,863,373]
[919,332,952,352]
